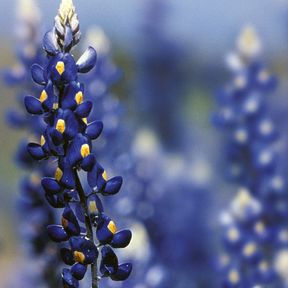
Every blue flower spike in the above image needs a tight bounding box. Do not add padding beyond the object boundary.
[22,0,132,286]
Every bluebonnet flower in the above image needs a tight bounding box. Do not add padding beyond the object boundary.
[23,0,132,287]
[214,26,288,287]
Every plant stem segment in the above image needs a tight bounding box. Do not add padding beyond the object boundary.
[74,170,99,288]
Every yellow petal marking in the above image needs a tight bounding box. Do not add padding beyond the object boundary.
[108,220,117,234]
[102,170,108,181]
[73,251,85,264]
[75,91,83,104]
[89,201,98,214]
[80,144,90,158]
[55,167,63,181]
[82,118,88,124]
[61,217,69,229]
[56,61,65,75]
[39,90,48,103]
[56,119,66,134]
[40,135,46,146]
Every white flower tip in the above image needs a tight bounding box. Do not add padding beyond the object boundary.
[236,25,262,58]
[58,0,76,23]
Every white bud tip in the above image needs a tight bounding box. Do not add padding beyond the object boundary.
[59,0,76,21]
[236,25,262,59]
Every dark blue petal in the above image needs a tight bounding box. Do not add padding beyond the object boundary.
[70,237,98,265]
[77,46,97,73]
[24,96,43,115]
[45,193,66,208]
[50,128,64,146]
[111,230,132,249]
[100,246,118,276]
[41,81,55,111]
[60,248,75,265]
[27,143,46,160]
[41,177,61,194]
[85,121,103,140]
[66,134,89,166]
[87,162,106,192]
[43,29,59,55]
[61,82,82,110]
[62,206,81,236]
[63,110,79,139]
[74,101,93,118]
[81,154,96,172]
[71,263,87,280]
[61,163,76,189]
[62,268,79,288]
[96,215,116,244]
[47,225,69,242]
[103,176,123,196]
[31,64,46,85]
[110,263,132,281]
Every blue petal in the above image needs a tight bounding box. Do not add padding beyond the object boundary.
[61,82,82,110]
[41,81,55,111]
[87,162,106,192]
[103,176,123,196]
[60,248,75,265]
[27,143,46,160]
[59,158,76,189]
[71,263,87,280]
[100,246,118,276]
[43,29,59,55]
[62,268,79,288]
[47,225,69,242]
[77,47,97,73]
[110,263,132,281]
[96,215,115,244]
[63,110,79,140]
[85,121,103,140]
[62,207,81,236]
[81,154,96,172]
[31,64,46,85]
[45,193,66,208]
[50,128,64,146]
[41,177,61,194]
[69,236,98,265]
[24,96,43,115]
[111,230,132,249]
[74,101,93,118]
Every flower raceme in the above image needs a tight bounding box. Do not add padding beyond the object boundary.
[24,1,132,287]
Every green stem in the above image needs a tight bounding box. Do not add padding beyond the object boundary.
[74,169,99,288]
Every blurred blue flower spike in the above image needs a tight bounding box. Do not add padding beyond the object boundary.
[214,25,288,287]
[2,0,62,286]
[135,0,187,150]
